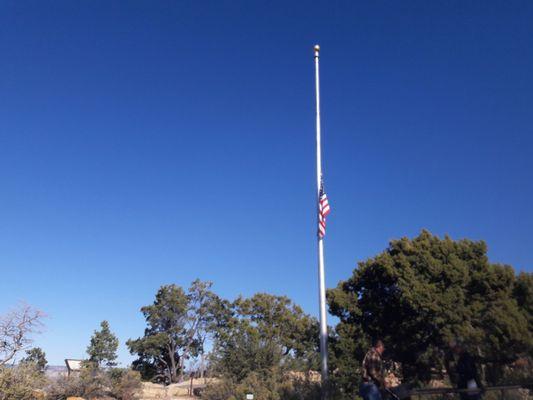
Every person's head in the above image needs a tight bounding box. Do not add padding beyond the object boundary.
[373,338,385,355]
[449,339,464,355]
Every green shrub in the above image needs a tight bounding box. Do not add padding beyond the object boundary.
[46,363,107,399]
[46,374,85,399]
[0,363,47,400]
[202,371,321,400]
[46,364,142,400]
[108,368,142,400]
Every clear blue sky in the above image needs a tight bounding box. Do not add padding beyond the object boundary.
[1,1,532,366]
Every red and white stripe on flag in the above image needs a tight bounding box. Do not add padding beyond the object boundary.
[318,184,330,238]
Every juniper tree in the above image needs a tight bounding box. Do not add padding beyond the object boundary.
[127,280,222,383]
[327,230,532,393]
[21,347,47,373]
[210,293,319,381]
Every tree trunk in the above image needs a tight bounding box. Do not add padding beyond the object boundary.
[168,344,179,383]
[200,353,205,379]
[178,353,185,382]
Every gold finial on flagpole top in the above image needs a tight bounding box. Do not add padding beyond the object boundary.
[314,44,320,52]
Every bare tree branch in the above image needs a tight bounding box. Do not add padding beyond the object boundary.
[0,304,45,366]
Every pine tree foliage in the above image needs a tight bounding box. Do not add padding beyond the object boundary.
[21,347,47,372]
[87,320,119,368]
[211,293,319,380]
[204,293,320,400]
[127,280,222,384]
[328,231,532,389]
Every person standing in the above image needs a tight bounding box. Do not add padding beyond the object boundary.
[360,339,388,400]
[456,348,482,400]
[447,340,483,400]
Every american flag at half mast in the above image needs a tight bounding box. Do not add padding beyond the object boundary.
[318,180,331,238]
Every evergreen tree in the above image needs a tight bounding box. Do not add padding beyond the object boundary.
[87,320,119,368]
[211,293,319,381]
[127,280,221,383]
[204,293,320,400]
[328,231,532,395]
[20,347,47,373]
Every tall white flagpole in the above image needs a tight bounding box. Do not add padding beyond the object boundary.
[314,44,329,391]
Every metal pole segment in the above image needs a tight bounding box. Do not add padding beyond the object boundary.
[314,44,329,392]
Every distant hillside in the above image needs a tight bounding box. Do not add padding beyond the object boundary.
[45,365,67,378]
